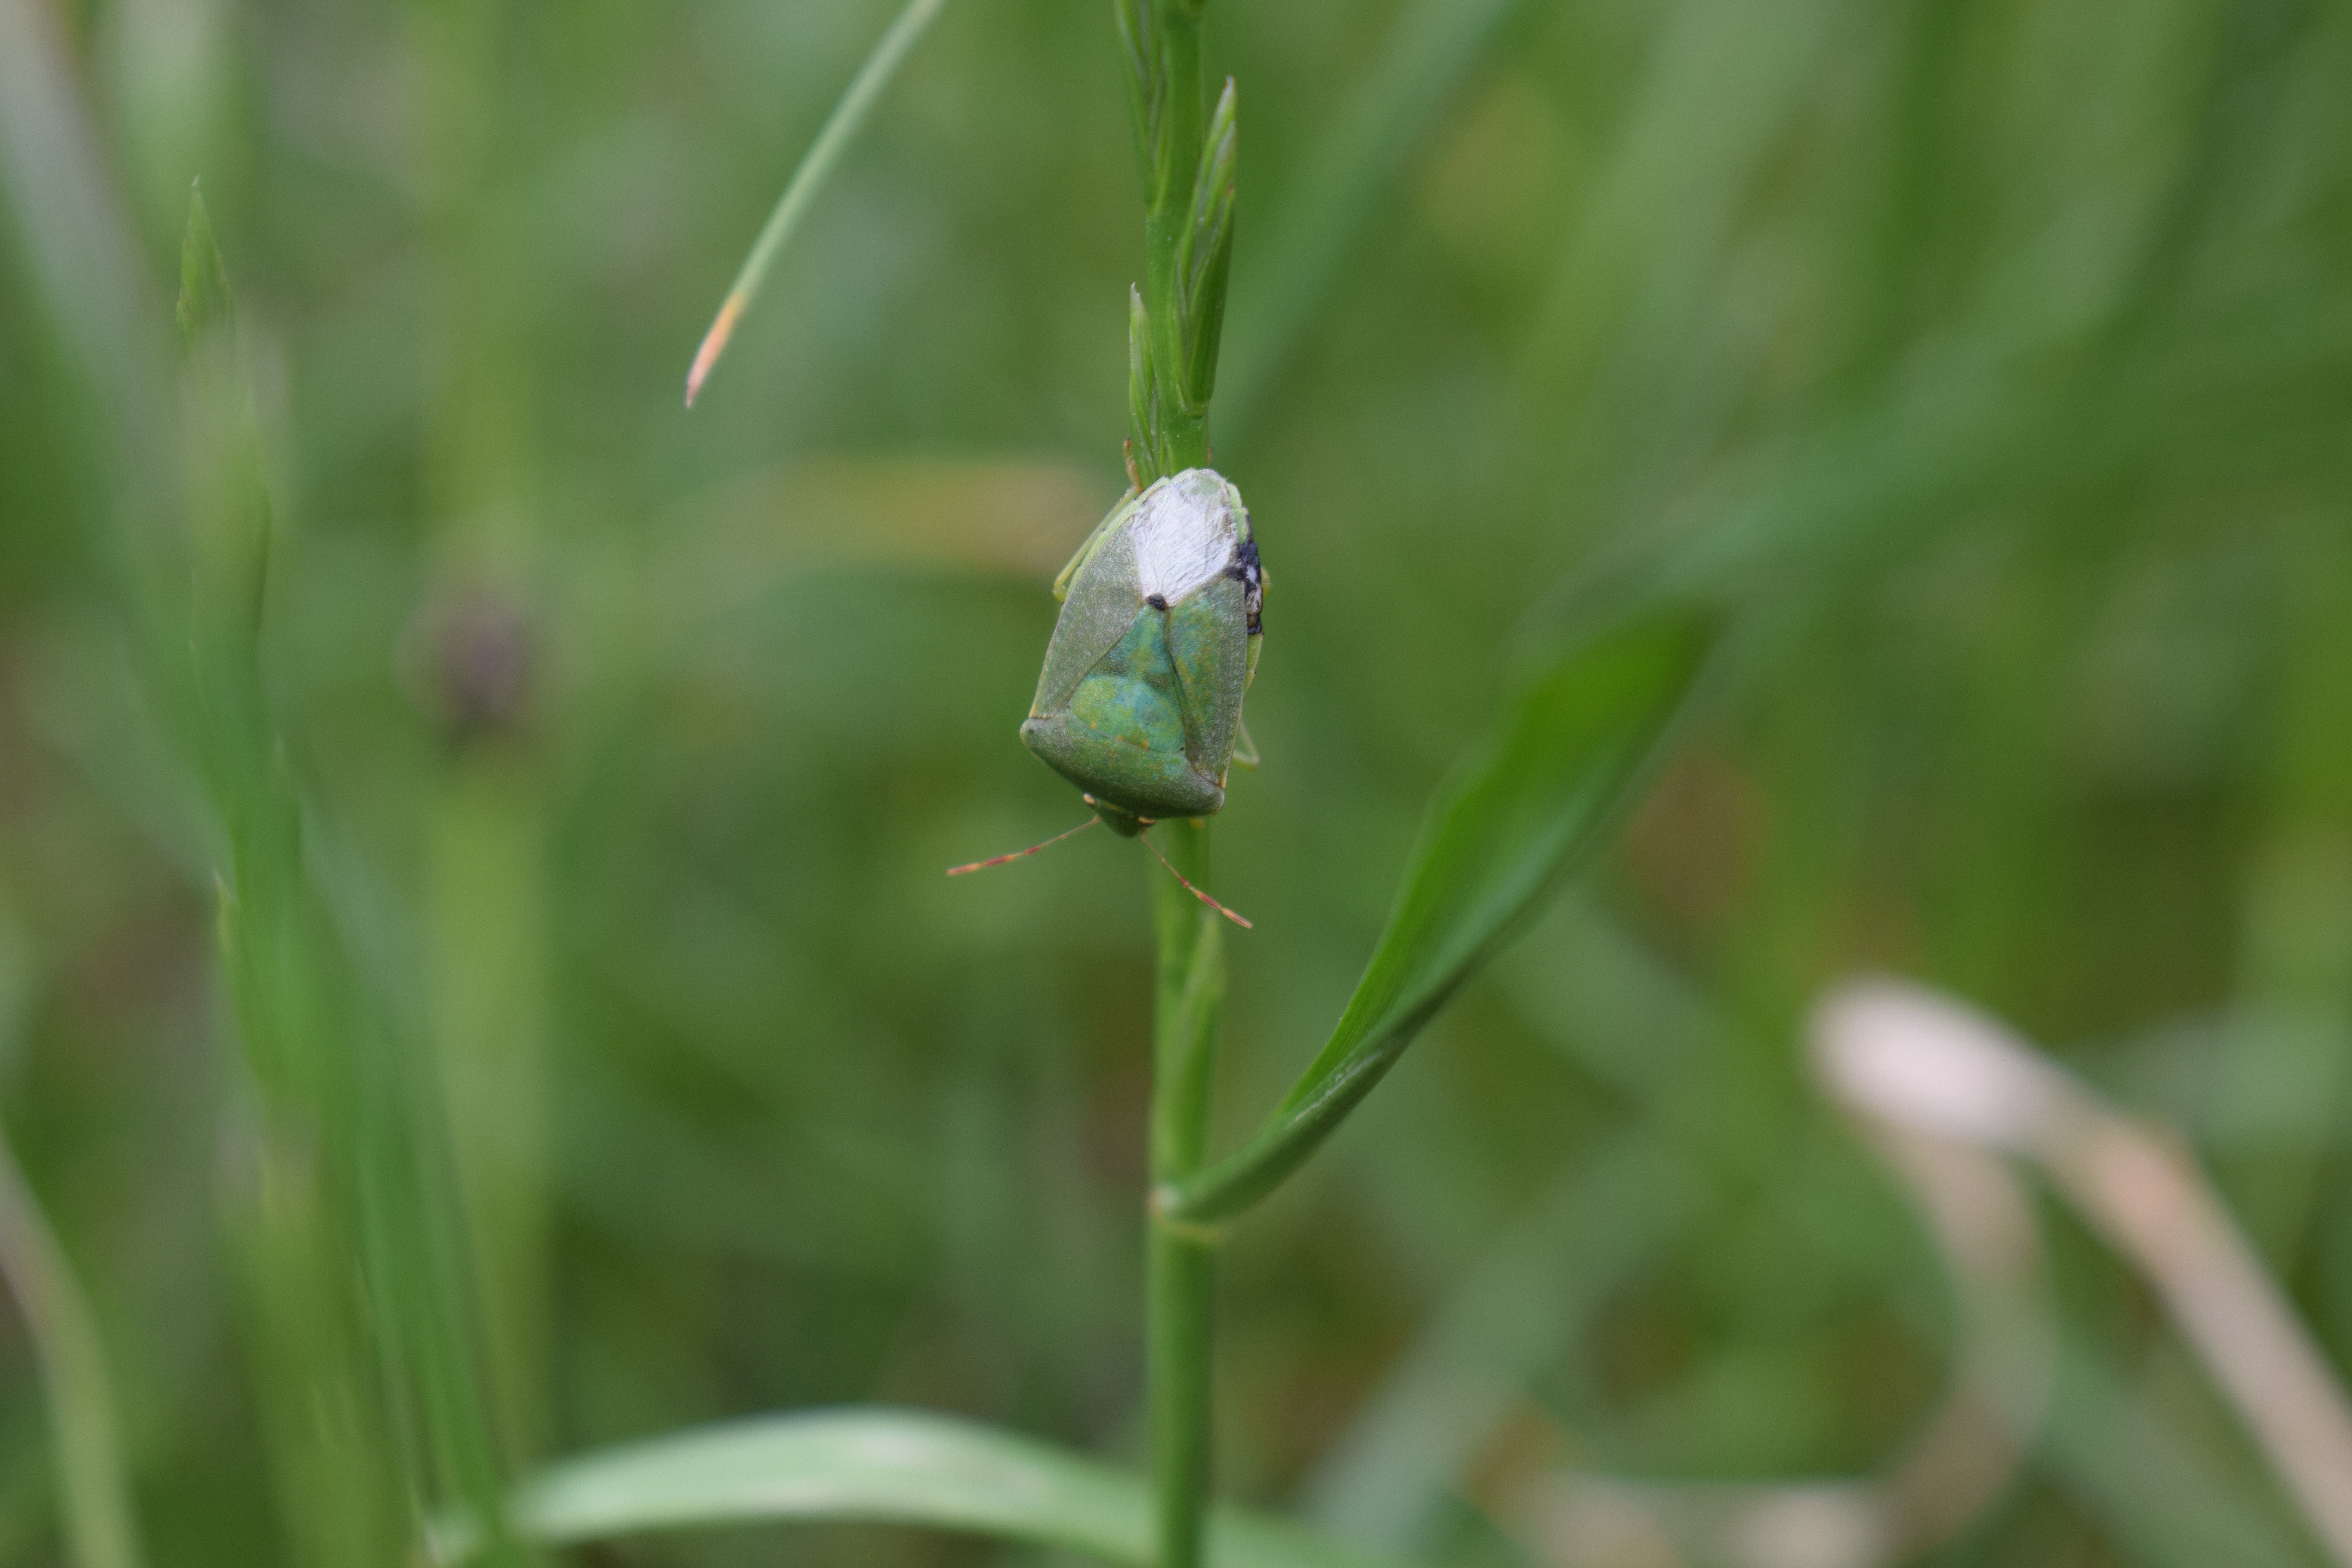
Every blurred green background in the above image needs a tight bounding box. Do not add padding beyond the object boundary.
[6,0,2352,1563]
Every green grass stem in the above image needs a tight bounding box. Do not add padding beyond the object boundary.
[1148,822,1224,1568]
[1118,5,1240,1563]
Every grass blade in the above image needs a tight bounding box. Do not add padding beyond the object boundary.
[177,189,520,1567]
[0,916,145,1568]
[2041,1330,2323,1568]
[683,0,952,406]
[433,1407,1395,1568]
[0,1133,143,1568]
[1157,610,1715,1227]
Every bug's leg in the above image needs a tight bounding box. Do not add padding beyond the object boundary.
[1125,439,1143,494]
[1230,715,1260,771]
[946,815,1099,875]
[1141,826,1252,928]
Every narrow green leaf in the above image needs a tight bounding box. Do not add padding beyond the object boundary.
[432,1407,1397,1568]
[165,188,518,1568]
[683,0,952,406]
[1175,78,1236,412]
[175,180,231,352]
[1129,285,1166,481]
[176,185,272,657]
[2043,1329,2322,1568]
[1115,0,1168,207]
[1158,611,1715,1225]
[0,915,145,1568]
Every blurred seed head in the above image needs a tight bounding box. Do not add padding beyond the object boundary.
[402,585,535,746]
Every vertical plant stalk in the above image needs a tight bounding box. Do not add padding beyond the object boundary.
[180,190,520,1568]
[1138,9,1204,474]
[1115,4,1240,1563]
[1148,823,1224,1568]
[1121,3,1238,1561]
[1124,3,1242,1568]
[1118,4,1238,1566]
[174,178,412,1568]
[414,0,554,1469]
[1123,0,1234,485]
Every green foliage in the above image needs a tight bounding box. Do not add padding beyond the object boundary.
[1104,17,1253,1568]
[174,185,518,1568]
[173,183,231,350]
[1129,286,1166,479]
[1173,80,1237,415]
[439,1408,1391,1568]
[1120,0,1226,477]
[0,922,142,1568]
[6,0,2352,1566]
[1162,612,1713,1225]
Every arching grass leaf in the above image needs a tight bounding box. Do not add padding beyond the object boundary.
[432,1407,1396,1568]
[1158,610,1715,1226]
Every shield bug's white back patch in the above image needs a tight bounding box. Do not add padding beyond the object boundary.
[1133,469,1244,608]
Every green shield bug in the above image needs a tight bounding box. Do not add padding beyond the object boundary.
[949,467,1263,925]
[1024,466,1262,826]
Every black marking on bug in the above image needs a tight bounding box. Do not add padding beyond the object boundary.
[1145,593,1169,611]
[1225,537,1264,635]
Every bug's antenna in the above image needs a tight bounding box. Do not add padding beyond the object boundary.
[946,816,1100,875]
[1140,829,1254,929]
